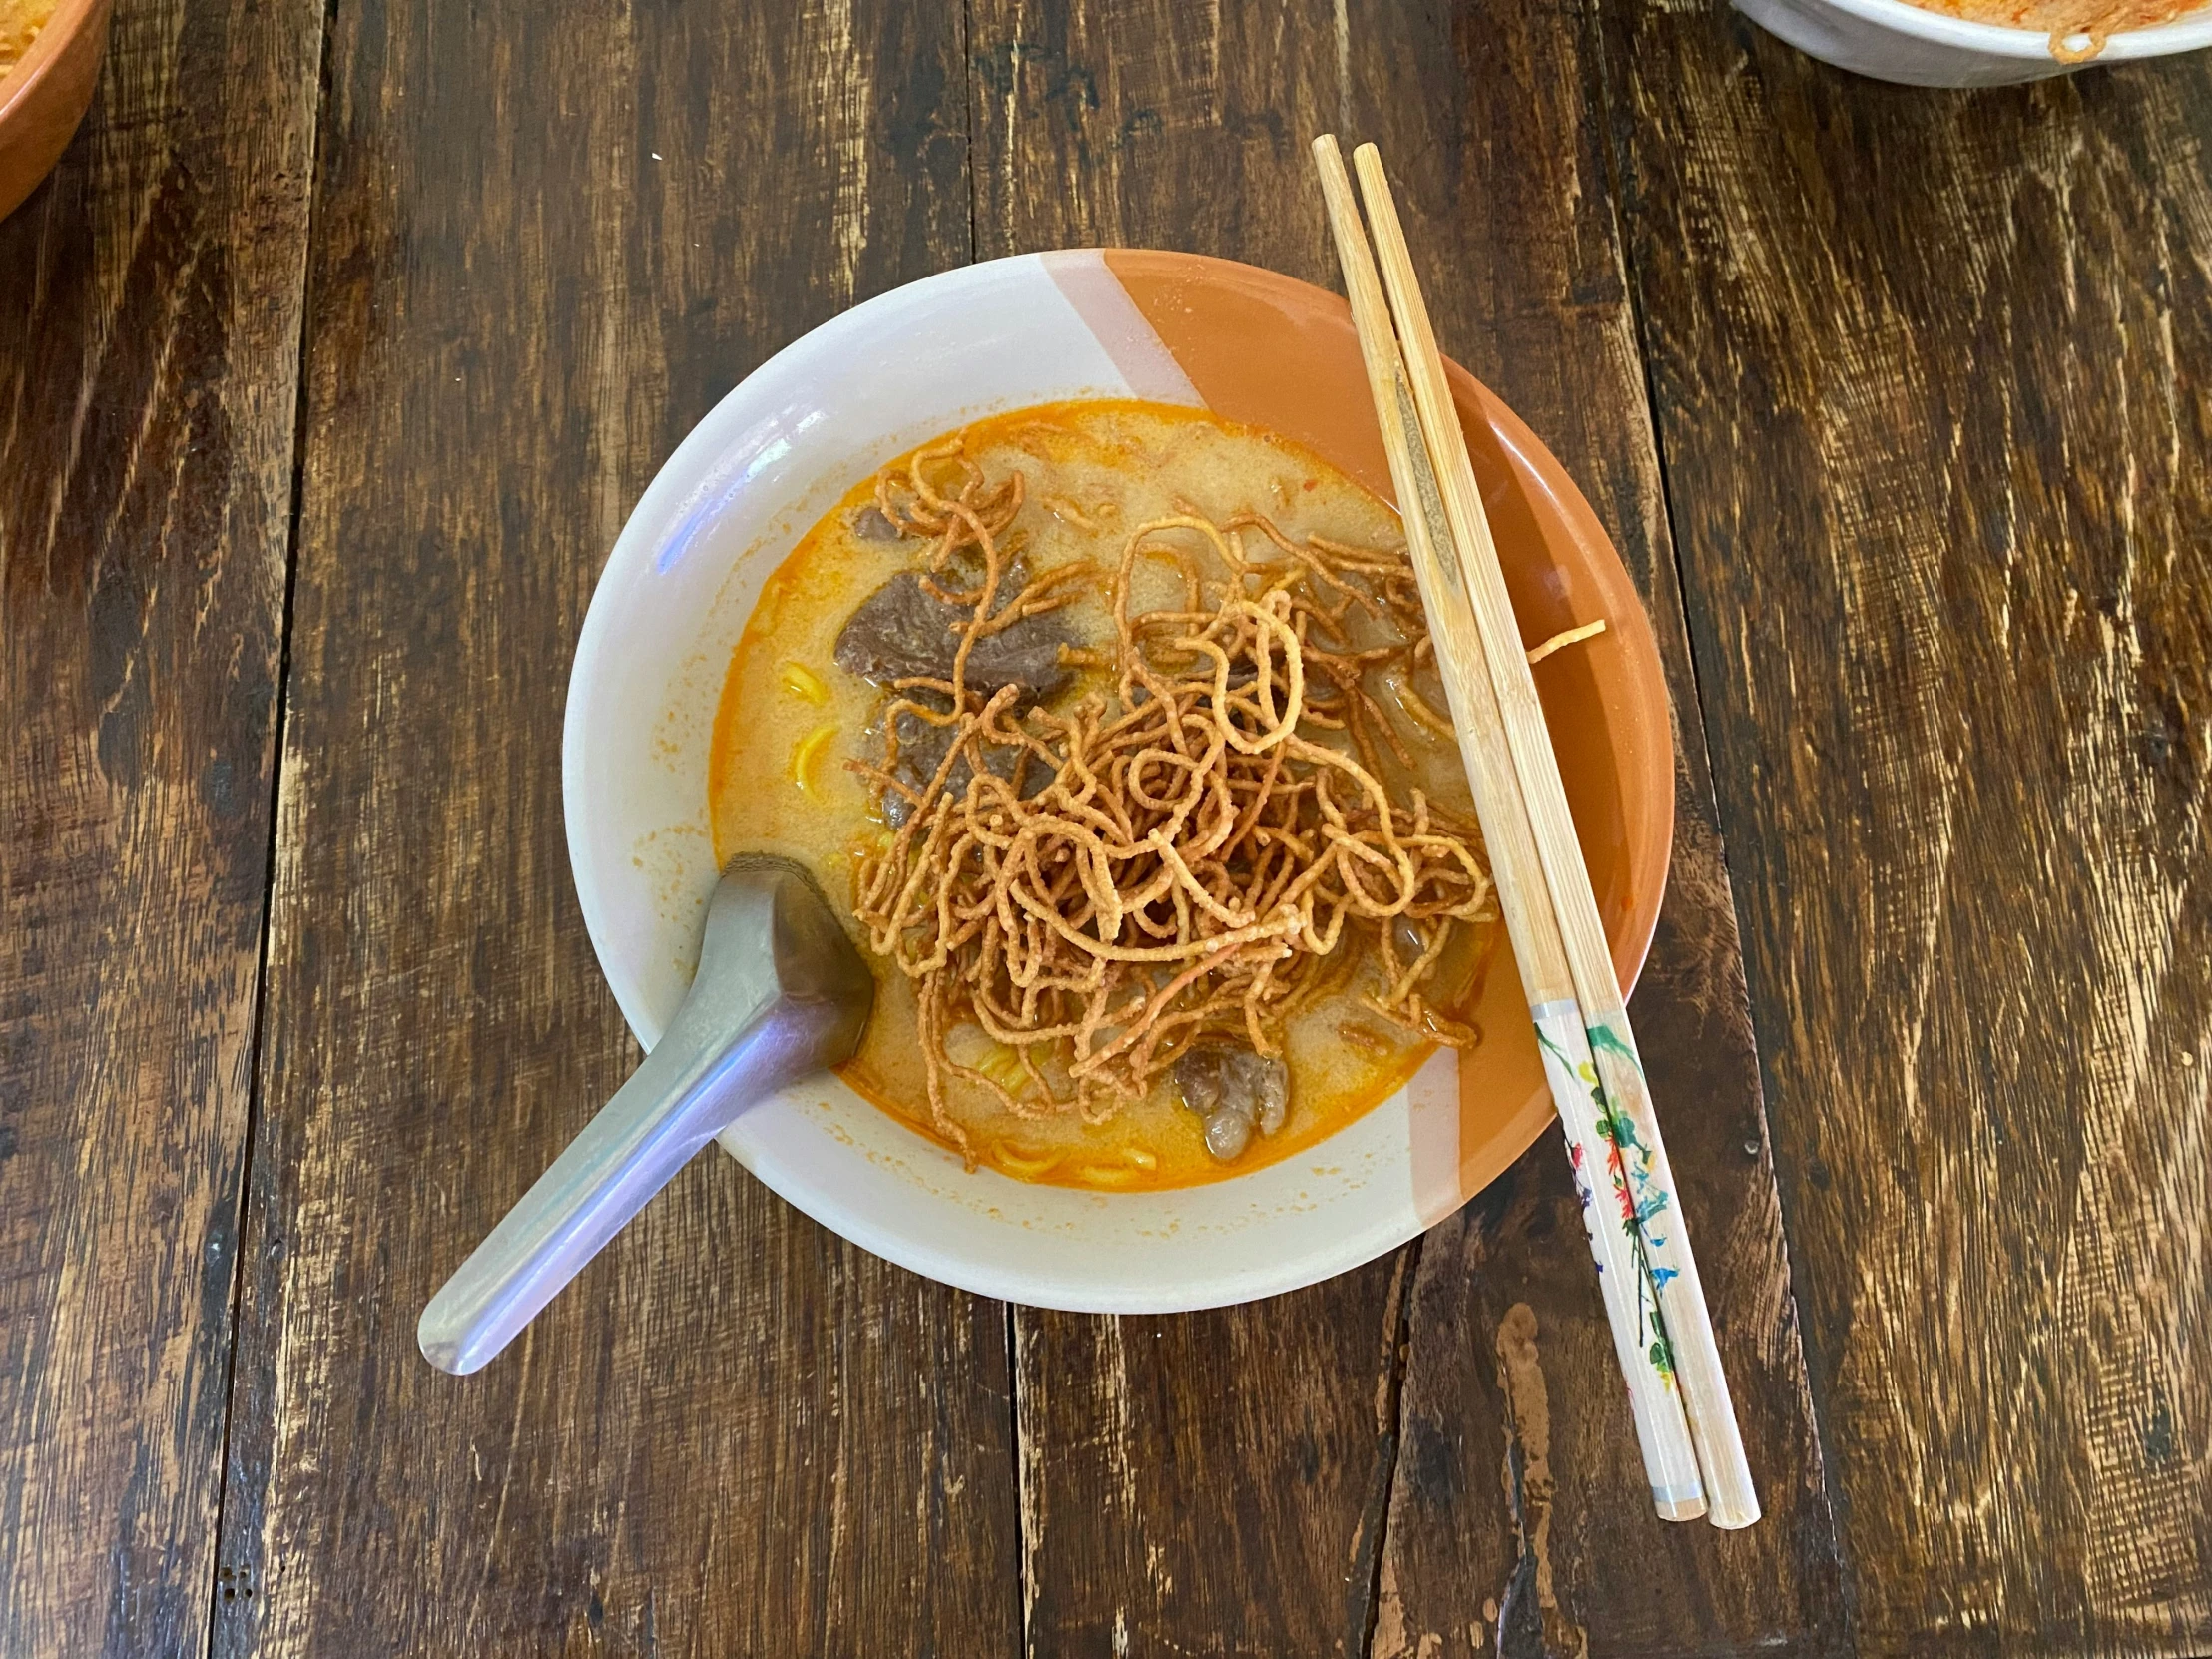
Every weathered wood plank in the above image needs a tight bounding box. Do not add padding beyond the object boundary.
[1014,1266,1413,1659]
[1612,13,2212,1655]
[969,4,1841,1653]
[0,0,320,1651]
[1349,2,1847,1653]
[210,2,1015,1654]
[967,10,1421,1650]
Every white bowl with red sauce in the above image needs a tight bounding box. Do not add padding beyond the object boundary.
[563,252,1675,1312]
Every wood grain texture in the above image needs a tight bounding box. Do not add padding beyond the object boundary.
[210,1,1016,1654]
[1014,1267,1413,1659]
[18,0,2198,1648]
[969,3,1840,1652]
[1611,15,2212,1656]
[0,0,319,1649]
[1344,3,1846,1653]
[969,10,1417,1654]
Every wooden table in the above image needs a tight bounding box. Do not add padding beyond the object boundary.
[3,1,2207,1652]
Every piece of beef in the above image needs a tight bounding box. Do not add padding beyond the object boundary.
[834,569,1076,704]
[873,696,1057,829]
[850,504,907,541]
[1173,1045,1291,1162]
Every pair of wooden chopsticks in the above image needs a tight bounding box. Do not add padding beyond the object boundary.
[1312,135,1759,1530]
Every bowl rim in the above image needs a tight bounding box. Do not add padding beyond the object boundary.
[563,248,1674,1310]
[0,0,109,125]
[1788,0,2212,56]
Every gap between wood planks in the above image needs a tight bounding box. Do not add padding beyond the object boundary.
[199,0,347,1648]
[1357,1242,1423,1657]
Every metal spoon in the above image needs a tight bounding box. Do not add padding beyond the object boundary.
[417,853,874,1375]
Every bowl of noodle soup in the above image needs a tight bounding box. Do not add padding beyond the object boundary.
[565,251,1673,1312]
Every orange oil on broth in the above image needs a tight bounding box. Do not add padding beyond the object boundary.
[709,399,1486,1191]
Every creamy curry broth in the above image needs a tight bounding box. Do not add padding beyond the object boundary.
[0,0,57,77]
[709,399,1491,1190]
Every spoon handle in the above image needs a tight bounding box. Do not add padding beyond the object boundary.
[418,857,873,1375]
[415,996,771,1376]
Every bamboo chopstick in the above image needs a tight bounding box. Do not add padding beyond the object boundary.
[1336,138,1761,1529]
[1311,135,1710,1524]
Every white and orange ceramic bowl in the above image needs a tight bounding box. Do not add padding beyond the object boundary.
[564,251,1673,1313]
